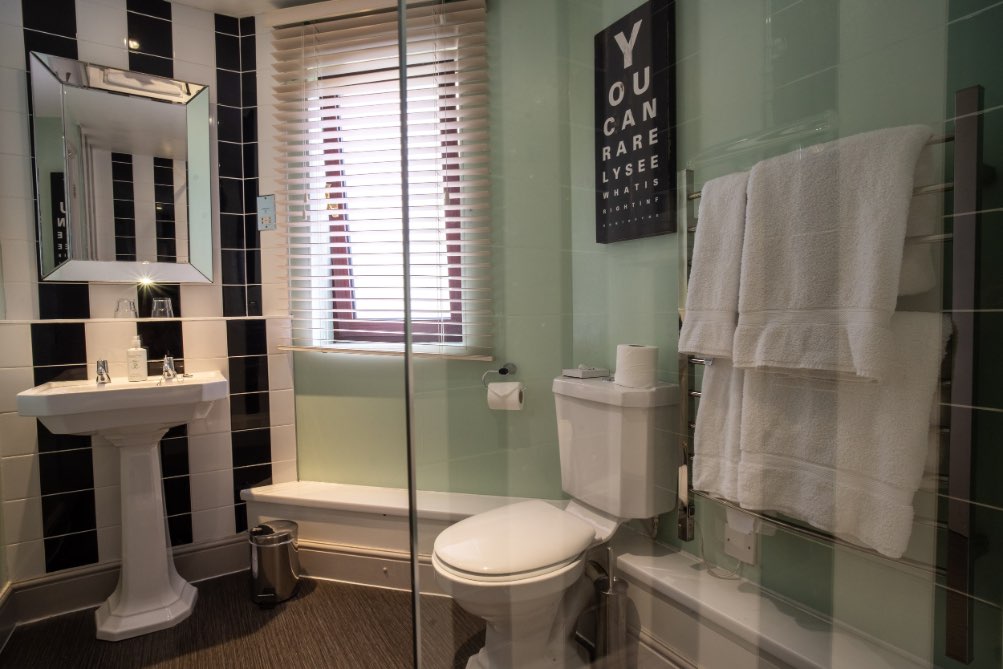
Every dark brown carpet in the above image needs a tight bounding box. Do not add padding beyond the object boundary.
[0,573,485,669]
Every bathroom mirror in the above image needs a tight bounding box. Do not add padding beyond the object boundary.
[29,52,213,283]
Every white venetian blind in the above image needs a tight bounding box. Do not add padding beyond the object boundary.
[273,0,492,358]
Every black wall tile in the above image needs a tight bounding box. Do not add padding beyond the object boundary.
[112,161,133,181]
[44,530,98,572]
[127,12,172,58]
[243,144,258,179]
[244,214,260,249]
[241,71,257,107]
[232,464,272,503]
[128,52,173,78]
[33,365,87,386]
[231,428,271,468]
[218,177,243,214]
[160,436,189,478]
[222,286,247,317]
[217,105,242,143]
[138,283,182,317]
[21,0,76,37]
[154,183,174,204]
[220,214,245,249]
[215,32,240,71]
[247,285,262,317]
[228,355,268,394]
[146,357,184,377]
[242,108,257,143]
[242,178,258,213]
[215,14,239,35]
[39,449,94,496]
[230,392,270,432]
[216,69,241,107]
[234,503,248,533]
[165,424,188,439]
[37,423,90,454]
[226,319,267,356]
[31,323,85,366]
[218,141,243,179]
[136,321,183,360]
[127,0,171,20]
[239,16,255,37]
[168,513,193,546]
[245,250,261,284]
[38,283,90,319]
[240,34,256,71]
[23,30,78,63]
[221,249,246,285]
[163,476,191,516]
[41,490,97,536]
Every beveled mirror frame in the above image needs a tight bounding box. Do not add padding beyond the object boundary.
[29,52,214,283]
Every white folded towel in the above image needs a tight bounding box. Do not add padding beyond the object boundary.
[678,171,750,358]
[736,312,948,558]
[898,241,937,296]
[692,359,743,502]
[734,125,933,381]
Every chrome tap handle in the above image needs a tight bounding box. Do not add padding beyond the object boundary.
[162,356,178,381]
[96,360,111,384]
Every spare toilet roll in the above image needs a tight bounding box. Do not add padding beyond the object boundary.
[614,344,658,388]
[487,382,524,410]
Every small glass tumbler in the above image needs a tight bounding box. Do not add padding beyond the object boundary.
[114,298,138,318]
[150,298,174,318]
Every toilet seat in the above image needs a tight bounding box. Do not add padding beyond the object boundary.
[433,500,596,583]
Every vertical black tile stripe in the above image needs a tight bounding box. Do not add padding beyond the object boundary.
[153,157,176,262]
[44,529,98,572]
[112,154,137,261]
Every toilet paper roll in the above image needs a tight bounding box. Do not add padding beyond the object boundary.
[614,344,658,388]
[487,382,524,410]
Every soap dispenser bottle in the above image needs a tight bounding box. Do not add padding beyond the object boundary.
[127,335,147,382]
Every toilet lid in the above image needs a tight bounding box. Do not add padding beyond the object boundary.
[433,500,596,578]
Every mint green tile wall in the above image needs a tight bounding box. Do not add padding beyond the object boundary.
[295,0,573,499]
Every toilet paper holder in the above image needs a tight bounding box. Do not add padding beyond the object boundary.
[481,362,518,387]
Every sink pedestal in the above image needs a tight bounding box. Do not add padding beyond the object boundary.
[94,428,197,641]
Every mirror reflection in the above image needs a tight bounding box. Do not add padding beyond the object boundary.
[29,53,213,283]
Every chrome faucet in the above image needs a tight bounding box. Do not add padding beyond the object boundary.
[162,356,178,382]
[96,360,111,384]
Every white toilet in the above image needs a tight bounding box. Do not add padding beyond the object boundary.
[432,376,677,669]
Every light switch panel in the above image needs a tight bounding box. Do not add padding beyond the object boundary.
[256,194,276,231]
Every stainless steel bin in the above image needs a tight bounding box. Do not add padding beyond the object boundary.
[249,520,301,606]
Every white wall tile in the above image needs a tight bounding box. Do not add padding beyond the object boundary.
[181,320,227,359]
[2,281,36,320]
[77,40,129,69]
[271,459,297,484]
[0,110,28,157]
[269,389,295,427]
[94,484,120,529]
[190,469,234,511]
[185,356,228,378]
[0,23,24,71]
[85,320,137,364]
[0,0,22,27]
[91,442,120,488]
[192,506,236,543]
[0,412,37,456]
[265,318,291,353]
[172,60,214,90]
[179,284,223,317]
[87,284,139,318]
[0,195,34,240]
[170,3,212,31]
[0,367,35,412]
[188,432,232,474]
[261,281,289,318]
[1,454,39,500]
[188,396,231,436]
[270,423,296,462]
[3,496,42,544]
[0,152,31,199]
[0,322,31,368]
[173,20,214,70]
[97,525,121,563]
[75,0,127,49]
[267,353,293,390]
[6,540,44,581]
[0,237,34,285]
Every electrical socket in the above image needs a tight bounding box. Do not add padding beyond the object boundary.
[724,524,757,565]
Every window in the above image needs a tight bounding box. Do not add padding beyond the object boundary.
[273,0,491,357]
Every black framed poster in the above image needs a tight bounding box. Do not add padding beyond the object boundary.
[594,0,675,243]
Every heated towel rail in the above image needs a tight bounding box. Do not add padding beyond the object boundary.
[675,85,985,664]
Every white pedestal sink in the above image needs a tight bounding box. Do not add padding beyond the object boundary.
[17,371,228,641]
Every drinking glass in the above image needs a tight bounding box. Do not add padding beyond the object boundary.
[150,298,174,318]
[114,298,138,318]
